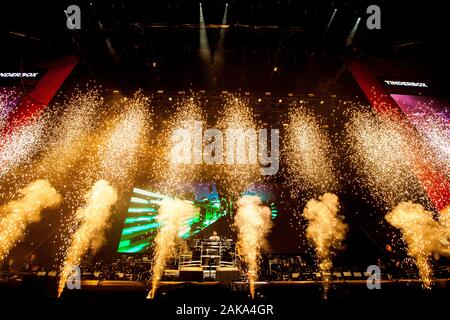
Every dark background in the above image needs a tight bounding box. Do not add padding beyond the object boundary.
[0,0,449,97]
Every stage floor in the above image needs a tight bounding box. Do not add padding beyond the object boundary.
[1,278,448,317]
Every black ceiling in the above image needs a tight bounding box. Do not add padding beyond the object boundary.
[1,0,448,96]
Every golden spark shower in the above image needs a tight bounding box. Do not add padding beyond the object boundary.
[0,86,448,307]
[216,96,261,198]
[285,102,338,196]
[2,2,450,312]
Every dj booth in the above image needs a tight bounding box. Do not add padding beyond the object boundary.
[164,238,241,282]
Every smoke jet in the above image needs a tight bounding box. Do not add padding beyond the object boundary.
[234,195,272,299]
[302,193,348,298]
[0,179,62,261]
[148,198,197,299]
[57,180,117,298]
[385,202,450,288]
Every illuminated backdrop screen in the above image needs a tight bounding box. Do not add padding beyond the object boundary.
[117,182,278,253]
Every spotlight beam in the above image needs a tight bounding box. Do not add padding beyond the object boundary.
[220,3,229,35]
[199,3,211,63]
[325,8,337,32]
[89,2,121,63]
[345,17,361,46]
[213,3,229,84]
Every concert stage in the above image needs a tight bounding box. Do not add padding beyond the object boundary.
[1,1,449,317]
[1,277,448,317]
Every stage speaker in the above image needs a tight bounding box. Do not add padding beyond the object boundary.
[216,267,240,282]
[179,267,203,281]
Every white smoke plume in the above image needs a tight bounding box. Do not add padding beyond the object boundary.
[57,180,117,297]
[0,179,62,261]
[385,202,450,288]
[234,195,273,299]
[302,193,348,298]
[148,198,197,299]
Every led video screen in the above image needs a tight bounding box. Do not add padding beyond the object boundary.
[117,182,278,253]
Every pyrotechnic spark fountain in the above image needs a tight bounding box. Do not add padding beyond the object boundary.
[216,96,260,198]
[152,97,204,194]
[53,90,150,297]
[285,103,337,196]
[234,195,272,299]
[147,198,197,299]
[410,108,450,177]
[57,180,117,298]
[0,180,62,261]
[385,202,450,289]
[390,95,450,178]
[97,92,150,189]
[0,117,45,179]
[0,89,19,129]
[345,109,427,208]
[34,89,102,186]
[19,89,107,272]
[302,193,348,298]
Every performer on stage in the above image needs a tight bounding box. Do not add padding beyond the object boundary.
[205,231,220,269]
[209,230,220,241]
